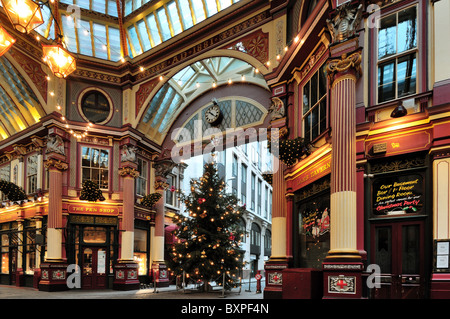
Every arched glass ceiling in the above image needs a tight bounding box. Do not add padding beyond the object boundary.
[139,56,267,141]
[33,0,242,61]
[0,57,44,141]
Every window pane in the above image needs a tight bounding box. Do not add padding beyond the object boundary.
[108,27,122,61]
[100,150,109,168]
[319,64,327,99]
[92,0,106,13]
[157,7,171,41]
[178,0,194,29]
[93,23,108,60]
[167,1,183,35]
[128,25,142,55]
[375,227,391,273]
[304,114,311,141]
[378,61,396,103]
[137,20,151,51]
[82,147,90,167]
[91,149,100,167]
[397,53,416,98]
[402,225,420,274]
[61,15,77,53]
[79,20,93,56]
[108,0,118,16]
[310,72,318,107]
[378,14,397,59]
[219,0,232,10]
[319,99,327,134]
[205,0,218,16]
[398,6,417,54]
[192,0,206,23]
[146,14,162,46]
[125,0,133,15]
[302,82,310,115]
[311,106,319,140]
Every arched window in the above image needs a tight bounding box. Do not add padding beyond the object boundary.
[250,223,261,254]
[264,229,271,256]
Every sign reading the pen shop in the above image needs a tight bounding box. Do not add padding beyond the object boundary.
[372,173,424,215]
[67,203,119,216]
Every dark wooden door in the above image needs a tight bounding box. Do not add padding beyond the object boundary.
[371,220,425,299]
[81,247,107,289]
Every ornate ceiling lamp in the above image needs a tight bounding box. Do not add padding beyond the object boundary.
[0,25,15,56]
[42,41,76,78]
[0,0,44,34]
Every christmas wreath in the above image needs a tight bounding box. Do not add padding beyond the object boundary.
[141,192,162,208]
[80,180,105,202]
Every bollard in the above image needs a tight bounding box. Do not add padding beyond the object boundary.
[255,270,262,294]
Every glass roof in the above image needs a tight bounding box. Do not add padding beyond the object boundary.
[139,56,267,142]
[32,0,242,62]
[0,57,44,140]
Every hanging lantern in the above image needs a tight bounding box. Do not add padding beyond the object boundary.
[42,43,76,78]
[0,26,15,56]
[1,0,44,34]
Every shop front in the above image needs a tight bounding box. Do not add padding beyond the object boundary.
[366,153,431,299]
[66,214,119,289]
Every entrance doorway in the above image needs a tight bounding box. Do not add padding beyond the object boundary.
[370,220,425,299]
[81,247,107,289]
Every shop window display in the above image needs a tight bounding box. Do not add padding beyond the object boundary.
[297,193,330,269]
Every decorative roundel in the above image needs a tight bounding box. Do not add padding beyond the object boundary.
[79,88,113,124]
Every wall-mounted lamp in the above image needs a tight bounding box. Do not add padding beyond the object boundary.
[390,103,407,118]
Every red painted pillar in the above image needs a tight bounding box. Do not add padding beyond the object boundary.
[113,143,140,291]
[152,158,175,287]
[39,132,69,292]
[322,48,364,299]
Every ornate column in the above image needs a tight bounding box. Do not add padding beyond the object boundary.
[39,132,69,291]
[113,142,140,290]
[151,158,175,287]
[263,100,289,299]
[322,1,364,299]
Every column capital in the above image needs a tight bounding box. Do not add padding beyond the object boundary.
[326,50,362,86]
[118,166,139,179]
[44,158,68,171]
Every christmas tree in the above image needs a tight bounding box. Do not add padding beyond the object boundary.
[167,161,246,291]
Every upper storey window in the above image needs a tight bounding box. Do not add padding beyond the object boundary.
[377,6,417,103]
[302,64,327,142]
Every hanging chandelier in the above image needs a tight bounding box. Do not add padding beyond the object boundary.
[42,41,76,78]
[0,25,15,56]
[0,0,44,34]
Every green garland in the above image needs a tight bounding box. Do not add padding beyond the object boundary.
[269,137,310,166]
[141,192,162,208]
[80,180,105,202]
[0,179,27,202]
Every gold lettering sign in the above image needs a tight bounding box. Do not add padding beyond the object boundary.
[68,203,119,215]
[373,143,387,154]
